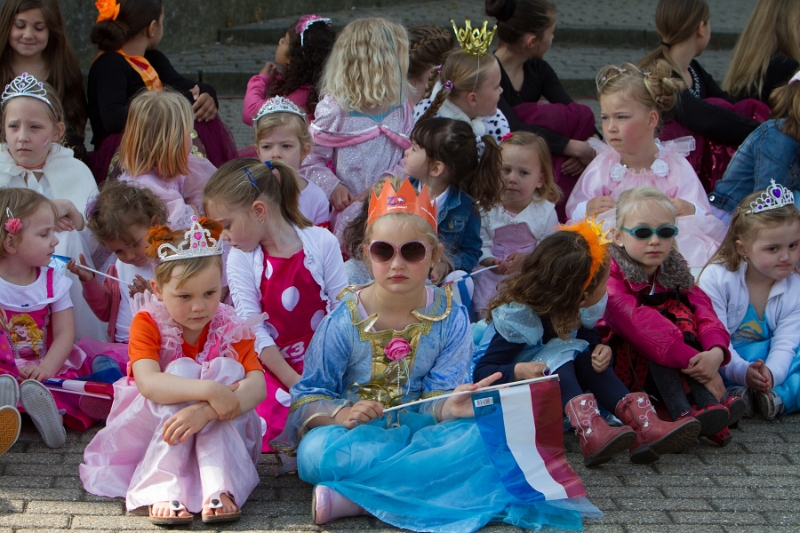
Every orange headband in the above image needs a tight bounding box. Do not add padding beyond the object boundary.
[558,216,611,290]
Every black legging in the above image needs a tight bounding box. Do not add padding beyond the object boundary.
[647,361,717,420]
[557,349,630,413]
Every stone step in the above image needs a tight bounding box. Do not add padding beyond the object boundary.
[218,0,755,48]
[164,43,734,98]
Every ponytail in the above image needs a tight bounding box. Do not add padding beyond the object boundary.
[420,85,450,122]
[469,135,505,211]
[203,158,312,229]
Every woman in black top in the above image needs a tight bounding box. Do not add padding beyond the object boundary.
[87,0,236,182]
[485,0,597,221]
[639,0,769,192]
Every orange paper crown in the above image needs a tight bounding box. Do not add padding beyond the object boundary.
[558,215,612,290]
[367,179,437,231]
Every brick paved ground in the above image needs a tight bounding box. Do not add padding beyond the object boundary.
[64,0,800,531]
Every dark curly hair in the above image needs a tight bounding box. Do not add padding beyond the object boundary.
[487,230,610,338]
[273,18,336,118]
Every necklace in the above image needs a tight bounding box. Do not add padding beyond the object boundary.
[687,64,701,99]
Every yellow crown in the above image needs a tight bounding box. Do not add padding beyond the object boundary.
[451,19,496,57]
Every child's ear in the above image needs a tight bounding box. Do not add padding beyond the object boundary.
[578,291,589,308]
[2,234,17,255]
[647,110,659,129]
[467,92,478,109]
[52,121,65,142]
[525,34,538,50]
[252,199,268,223]
[735,239,746,258]
[428,160,446,179]
[150,280,162,300]
[612,229,624,246]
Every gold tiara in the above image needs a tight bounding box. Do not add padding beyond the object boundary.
[451,19,496,57]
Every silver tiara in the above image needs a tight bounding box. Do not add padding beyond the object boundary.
[745,179,795,215]
[253,96,306,124]
[1,73,57,117]
[158,216,224,263]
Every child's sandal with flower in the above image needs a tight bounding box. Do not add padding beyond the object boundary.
[201,492,241,524]
[148,500,193,525]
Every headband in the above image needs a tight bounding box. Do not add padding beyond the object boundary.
[295,15,332,47]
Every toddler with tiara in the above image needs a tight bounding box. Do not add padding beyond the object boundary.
[81,217,265,525]
[0,72,105,342]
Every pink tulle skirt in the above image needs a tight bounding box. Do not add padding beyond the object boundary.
[89,115,238,184]
[659,98,771,193]
[80,357,261,513]
[513,101,597,222]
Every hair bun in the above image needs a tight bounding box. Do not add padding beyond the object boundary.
[145,225,177,259]
[197,217,223,242]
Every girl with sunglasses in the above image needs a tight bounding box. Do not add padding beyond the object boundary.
[473,219,700,466]
[699,184,800,421]
[565,61,726,270]
[203,158,347,456]
[602,186,743,446]
[271,175,601,531]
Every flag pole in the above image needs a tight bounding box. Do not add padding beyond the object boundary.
[383,374,558,413]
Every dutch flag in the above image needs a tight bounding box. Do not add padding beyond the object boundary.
[472,376,586,502]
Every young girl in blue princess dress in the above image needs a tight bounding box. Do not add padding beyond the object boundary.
[473,220,699,466]
[272,176,601,532]
[699,184,800,420]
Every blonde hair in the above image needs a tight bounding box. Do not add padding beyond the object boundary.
[597,61,684,117]
[708,191,800,272]
[119,90,193,179]
[0,188,58,259]
[203,158,312,228]
[638,0,710,75]
[420,50,499,122]
[722,0,800,99]
[144,218,223,289]
[0,79,65,142]
[320,18,411,113]
[615,187,679,252]
[500,131,562,204]
[770,81,800,142]
[254,112,311,153]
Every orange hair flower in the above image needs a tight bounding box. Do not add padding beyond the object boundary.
[95,0,120,23]
[558,215,611,290]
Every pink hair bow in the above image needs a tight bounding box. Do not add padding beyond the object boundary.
[501,132,514,141]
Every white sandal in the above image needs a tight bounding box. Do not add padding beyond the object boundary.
[202,491,241,524]
[148,500,193,525]
[756,391,784,421]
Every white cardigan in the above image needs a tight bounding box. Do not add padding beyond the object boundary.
[227,225,347,354]
[697,262,800,387]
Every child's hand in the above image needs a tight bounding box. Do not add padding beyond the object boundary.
[259,61,279,77]
[587,196,615,215]
[335,400,384,429]
[429,262,449,285]
[52,199,84,231]
[190,85,218,122]
[206,382,241,421]
[162,402,216,444]
[502,252,526,274]
[66,254,94,283]
[669,198,696,216]
[703,372,726,403]
[561,156,586,177]
[128,275,151,298]
[514,361,548,380]
[330,184,354,211]
[440,372,503,420]
[682,347,725,383]
[591,344,612,373]
[56,216,75,232]
[745,360,773,392]
[479,258,497,268]
[20,364,55,382]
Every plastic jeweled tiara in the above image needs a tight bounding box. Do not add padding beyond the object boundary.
[157,216,224,263]
[1,73,57,117]
[745,180,795,215]
[253,96,306,125]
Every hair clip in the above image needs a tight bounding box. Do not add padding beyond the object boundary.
[95,0,120,23]
[642,71,651,77]
[264,161,275,171]
[501,132,514,141]
[4,208,21,235]
[442,80,455,91]
[244,168,259,189]
[436,64,442,73]
[618,68,627,73]
[656,96,663,103]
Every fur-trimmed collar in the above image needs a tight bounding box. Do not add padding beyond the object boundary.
[609,244,694,290]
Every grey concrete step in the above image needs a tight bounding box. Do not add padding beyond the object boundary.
[164,43,734,98]
[218,0,756,48]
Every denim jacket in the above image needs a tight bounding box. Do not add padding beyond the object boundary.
[710,119,800,212]
[437,187,482,272]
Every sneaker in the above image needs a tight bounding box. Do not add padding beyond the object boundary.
[679,404,729,437]
[0,374,19,407]
[726,386,754,418]
[0,405,20,455]
[706,426,732,447]
[19,380,66,449]
[723,395,747,427]
[755,391,784,421]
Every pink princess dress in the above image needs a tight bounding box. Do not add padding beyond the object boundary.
[566,138,727,269]
[0,267,96,430]
[300,94,413,235]
[79,294,262,514]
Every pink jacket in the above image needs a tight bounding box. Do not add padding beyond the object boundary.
[241,73,312,126]
[81,265,122,343]
[601,246,731,369]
